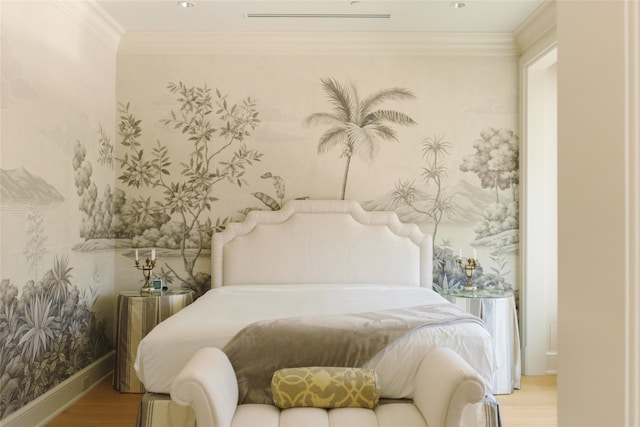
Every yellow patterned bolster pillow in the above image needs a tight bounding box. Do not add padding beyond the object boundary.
[271,367,381,409]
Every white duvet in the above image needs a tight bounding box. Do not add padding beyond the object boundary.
[134,284,497,396]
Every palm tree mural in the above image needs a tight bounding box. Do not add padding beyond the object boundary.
[305,78,417,200]
[391,134,458,243]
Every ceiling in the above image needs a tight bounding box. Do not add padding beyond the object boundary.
[95,1,546,34]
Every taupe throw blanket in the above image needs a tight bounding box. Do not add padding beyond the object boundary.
[222,303,485,404]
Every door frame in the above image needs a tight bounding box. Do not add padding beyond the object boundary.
[519,43,558,375]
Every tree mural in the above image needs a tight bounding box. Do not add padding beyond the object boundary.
[387,134,470,291]
[391,134,458,243]
[460,127,519,203]
[23,204,47,283]
[305,78,417,200]
[450,126,520,291]
[99,82,264,295]
[378,129,517,292]
[73,135,127,240]
[460,127,519,246]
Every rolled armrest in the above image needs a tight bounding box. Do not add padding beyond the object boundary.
[413,347,486,427]
[170,347,239,427]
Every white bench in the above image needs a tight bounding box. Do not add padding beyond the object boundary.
[171,347,486,427]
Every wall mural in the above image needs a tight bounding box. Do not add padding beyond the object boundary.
[104,75,518,299]
[0,1,119,419]
[368,127,520,292]
[305,77,417,200]
[0,168,111,419]
[97,83,300,296]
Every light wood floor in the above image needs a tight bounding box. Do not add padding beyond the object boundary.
[47,375,557,426]
[47,377,141,427]
[498,376,557,426]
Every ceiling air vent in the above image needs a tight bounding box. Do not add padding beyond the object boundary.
[244,13,391,19]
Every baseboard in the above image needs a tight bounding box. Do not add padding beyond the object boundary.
[1,350,115,427]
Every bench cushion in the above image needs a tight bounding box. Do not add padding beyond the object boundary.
[229,404,427,427]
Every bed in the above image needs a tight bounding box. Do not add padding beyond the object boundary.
[134,199,499,427]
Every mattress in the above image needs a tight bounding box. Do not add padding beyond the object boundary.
[134,284,497,396]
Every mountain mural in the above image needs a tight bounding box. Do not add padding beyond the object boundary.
[0,167,64,205]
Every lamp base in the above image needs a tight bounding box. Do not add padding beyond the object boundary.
[140,284,153,295]
[463,284,477,292]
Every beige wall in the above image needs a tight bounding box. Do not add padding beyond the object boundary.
[0,1,117,419]
[558,1,639,425]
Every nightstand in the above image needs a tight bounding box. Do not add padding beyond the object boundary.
[113,289,194,393]
[440,288,521,394]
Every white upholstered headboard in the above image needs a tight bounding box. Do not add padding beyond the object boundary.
[211,200,433,289]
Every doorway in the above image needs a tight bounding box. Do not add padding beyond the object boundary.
[521,47,558,375]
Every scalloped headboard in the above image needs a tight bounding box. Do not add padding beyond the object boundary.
[211,200,433,288]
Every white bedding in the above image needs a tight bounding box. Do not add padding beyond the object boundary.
[135,284,497,396]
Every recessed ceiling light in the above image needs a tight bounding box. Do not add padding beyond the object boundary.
[450,1,466,8]
[177,1,195,8]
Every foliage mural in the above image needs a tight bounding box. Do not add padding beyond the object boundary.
[460,127,519,242]
[302,78,519,292]
[98,82,274,296]
[305,78,417,200]
[391,134,458,244]
[461,128,519,204]
[1,2,117,418]
[0,260,110,418]
[459,127,519,290]
[73,135,128,241]
[1,155,112,420]
[86,77,518,299]
[371,126,519,292]
[302,76,517,289]
[246,172,309,214]
[387,134,468,291]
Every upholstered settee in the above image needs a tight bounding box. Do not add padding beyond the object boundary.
[170,347,487,427]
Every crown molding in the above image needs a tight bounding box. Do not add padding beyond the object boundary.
[53,0,123,53]
[117,32,519,56]
[514,0,557,53]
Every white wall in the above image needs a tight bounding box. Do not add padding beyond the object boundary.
[557,1,639,425]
